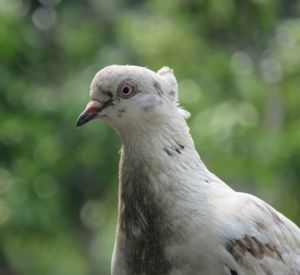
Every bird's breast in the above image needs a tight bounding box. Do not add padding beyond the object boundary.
[117,174,174,275]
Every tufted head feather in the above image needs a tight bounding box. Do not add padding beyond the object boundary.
[77,65,190,136]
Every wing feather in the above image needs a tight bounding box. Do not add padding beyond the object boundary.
[208,184,300,274]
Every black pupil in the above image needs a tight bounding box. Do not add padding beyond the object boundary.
[122,86,130,94]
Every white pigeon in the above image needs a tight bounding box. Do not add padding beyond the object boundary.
[77,65,300,275]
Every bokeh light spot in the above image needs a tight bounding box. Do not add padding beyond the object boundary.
[260,58,282,84]
[80,200,106,229]
[230,52,253,76]
[32,7,57,30]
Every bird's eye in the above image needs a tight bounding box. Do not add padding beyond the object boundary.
[118,82,136,98]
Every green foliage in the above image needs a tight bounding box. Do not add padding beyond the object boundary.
[0,0,300,274]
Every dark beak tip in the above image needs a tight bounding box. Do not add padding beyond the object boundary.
[76,114,84,128]
[76,120,83,128]
[76,110,98,128]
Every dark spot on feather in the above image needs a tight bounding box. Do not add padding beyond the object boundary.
[267,206,284,224]
[168,90,175,98]
[172,145,181,154]
[163,146,174,157]
[153,80,163,96]
[174,140,185,150]
[142,105,155,112]
[225,264,239,275]
[103,90,113,99]
[254,202,284,225]
[177,143,184,149]
[117,108,126,118]
[226,235,283,265]
[256,221,267,232]
[94,84,101,93]
[205,179,209,183]
[104,99,114,106]
[163,143,184,156]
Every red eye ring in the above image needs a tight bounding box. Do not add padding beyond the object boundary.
[118,81,136,98]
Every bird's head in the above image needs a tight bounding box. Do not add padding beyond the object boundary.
[77,65,189,136]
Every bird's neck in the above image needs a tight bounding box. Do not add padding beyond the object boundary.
[120,117,208,189]
[115,117,212,273]
[119,115,203,167]
[118,115,210,203]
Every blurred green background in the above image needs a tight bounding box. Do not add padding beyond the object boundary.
[0,0,300,274]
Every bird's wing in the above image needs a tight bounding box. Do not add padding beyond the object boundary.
[209,184,300,274]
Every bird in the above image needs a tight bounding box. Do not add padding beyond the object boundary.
[77,65,300,275]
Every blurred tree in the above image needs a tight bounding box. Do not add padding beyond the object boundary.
[0,0,299,274]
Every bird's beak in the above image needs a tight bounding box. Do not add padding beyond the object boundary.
[76,100,104,128]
